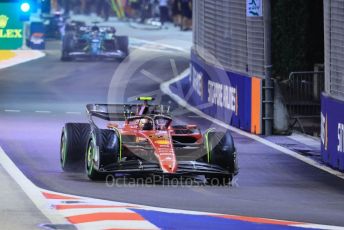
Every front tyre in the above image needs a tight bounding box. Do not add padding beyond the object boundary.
[86,129,120,181]
[86,137,105,180]
[61,32,74,61]
[205,130,238,185]
[116,36,129,60]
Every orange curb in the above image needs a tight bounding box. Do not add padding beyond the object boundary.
[42,192,80,200]
[67,212,145,224]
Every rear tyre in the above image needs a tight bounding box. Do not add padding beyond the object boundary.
[60,123,91,172]
[86,129,120,181]
[61,32,74,61]
[205,130,237,185]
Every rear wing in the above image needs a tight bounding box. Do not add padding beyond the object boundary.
[86,104,132,121]
[86,104,171,121]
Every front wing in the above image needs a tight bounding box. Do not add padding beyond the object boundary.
[67,50,126,59]
[98,160,237,177]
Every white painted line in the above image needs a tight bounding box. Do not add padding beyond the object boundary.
[66,112,82,115]
[0,50,46,70]
[4,109,21,113]
[0,147,68,224]
[291,224,344,230]
[58,208,134,217]
[130,38,190,53]
[75,220,159,230]
[35,111,52,114]
[132,46,177,54]
[160,70,344,180]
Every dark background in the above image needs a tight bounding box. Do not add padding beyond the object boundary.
[272,0,324,79]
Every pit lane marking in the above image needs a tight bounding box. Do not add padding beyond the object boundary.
[131,45,178,54]
[130,38,190,54]
[35,110,52,114]
[66,112,82,115]
[2,109,83,115]
[4,109,21,113]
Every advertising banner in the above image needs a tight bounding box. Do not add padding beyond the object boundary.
[0,2,23,49]
[321,93,344,171]
[170,51,262,134]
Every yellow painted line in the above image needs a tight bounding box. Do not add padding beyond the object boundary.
[0,50,16,61]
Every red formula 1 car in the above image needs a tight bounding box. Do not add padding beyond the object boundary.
[60,97,238,184]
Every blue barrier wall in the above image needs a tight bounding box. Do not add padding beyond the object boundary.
[321,93,344,171]
[170,51,262,134]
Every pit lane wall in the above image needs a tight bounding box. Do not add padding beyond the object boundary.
[170,50,262,134]
[321,94,344,171]
[321,0,344,172]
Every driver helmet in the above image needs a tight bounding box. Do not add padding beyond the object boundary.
[91,25,100,32]
[139,119,153,130]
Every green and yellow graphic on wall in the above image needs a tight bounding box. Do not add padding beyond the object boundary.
[0,2,24,50]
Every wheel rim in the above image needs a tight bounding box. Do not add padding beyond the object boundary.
[86,140,94,175]
[60,132,67,167]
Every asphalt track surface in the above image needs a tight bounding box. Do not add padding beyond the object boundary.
[1,40,344,227]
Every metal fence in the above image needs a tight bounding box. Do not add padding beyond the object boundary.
[287,71,324,103]
[193,0,265,78]
[283,71,324,133]
[324,0,344,101]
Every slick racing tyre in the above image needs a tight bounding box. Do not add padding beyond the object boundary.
[205,130,238,185]
[116,36,129,58]
[60,123,91,172]
[61,32,74,61]
[86,129,120,181]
